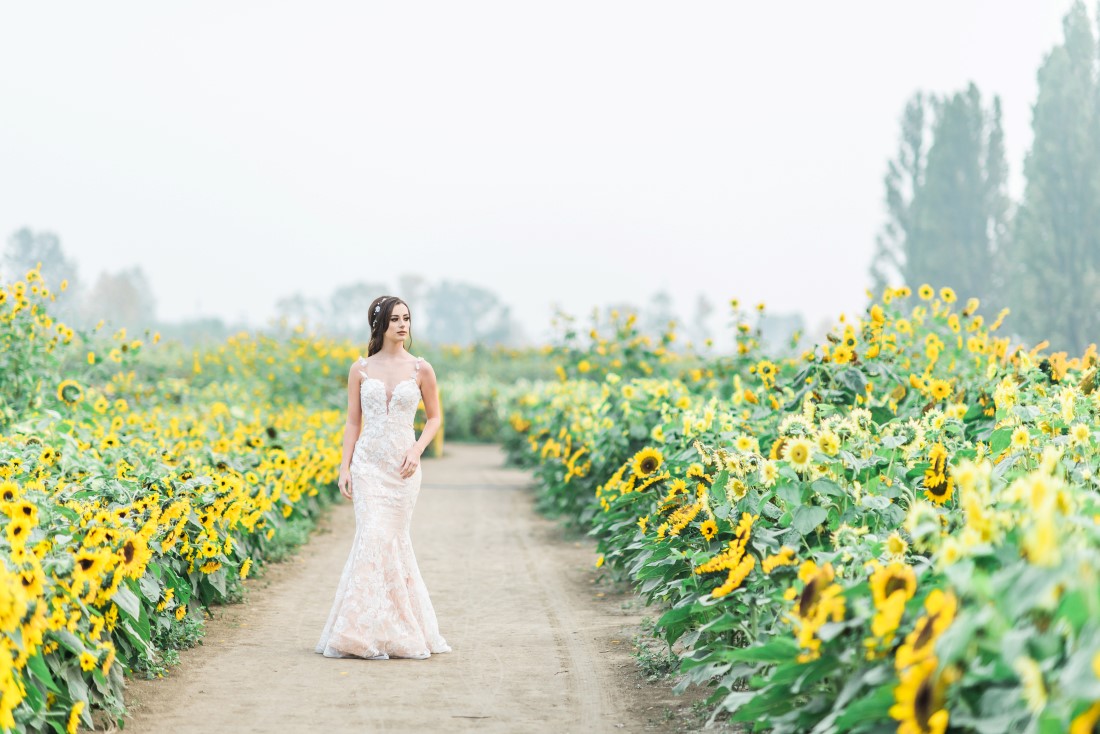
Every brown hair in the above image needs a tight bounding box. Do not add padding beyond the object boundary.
[366,295,413,356]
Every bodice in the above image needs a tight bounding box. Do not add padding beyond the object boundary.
[357,357,423,429]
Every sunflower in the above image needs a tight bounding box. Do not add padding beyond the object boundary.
[725,476,748,503]
[631,447,663,478]
[895,589,957,670]
[72,548,111,585]
[783,437,815,472]
[923,444,954,505]
[117,534,153,579]
[886,532,909,558]
[1072,703,1100,734]
[939,287,956,303]
[38,446,58,466]
[0,480,20,504]
[56,379,84,405]
[699,519,718,541]
[889,657,949,734]
[816,430,840,456]
[918,284,934,301]
[927,379,952,402]
[19,567,44,598]
[1011,426,1031,450]
[869,561,916,609]
[789,560,845,661]
[6,517,32,547]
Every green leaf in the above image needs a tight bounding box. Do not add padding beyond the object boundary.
[833,682,895,728]
[112,583,142,620]
[791,506,829,536]
[27,652,61,693]
[989,427,1012,455]
[810,478,844,497]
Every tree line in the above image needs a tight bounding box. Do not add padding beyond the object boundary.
[871,1,1100,354]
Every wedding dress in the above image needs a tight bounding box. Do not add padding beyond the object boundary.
[314,355,451,660]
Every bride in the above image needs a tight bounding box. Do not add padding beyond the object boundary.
[314,295,451,660]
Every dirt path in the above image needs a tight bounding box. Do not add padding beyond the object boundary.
[121,444,707,733]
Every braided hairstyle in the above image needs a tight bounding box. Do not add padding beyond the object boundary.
[366,295,413,356]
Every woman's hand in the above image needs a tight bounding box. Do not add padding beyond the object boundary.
[399,446,423,479]
[338,466,353,499]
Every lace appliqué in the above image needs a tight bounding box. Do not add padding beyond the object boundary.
[315,357,451,660]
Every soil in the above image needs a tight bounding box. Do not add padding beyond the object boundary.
[119,444,731,733]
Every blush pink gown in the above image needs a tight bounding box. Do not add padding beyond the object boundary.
[315,356,451,660]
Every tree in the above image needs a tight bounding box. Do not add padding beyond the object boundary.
[421,280,521,346]
[871,86,1009,307]
[273,292,324,327]
[84,267,157,330]
[642,290,676,341]
[2,228,85,323]
[326,280,389,338]
[691,292,715,349]
[1005,0,1100,353]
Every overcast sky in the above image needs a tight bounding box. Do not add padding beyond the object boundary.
[0,2,1082,344]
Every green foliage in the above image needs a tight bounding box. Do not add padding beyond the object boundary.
[872,84,1009,310]
[1005,0,1100,353]
[509,283,1100,732]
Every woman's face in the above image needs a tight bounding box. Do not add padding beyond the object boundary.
[386,303,411,341]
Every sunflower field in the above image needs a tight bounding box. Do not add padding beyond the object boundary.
[0,268,355,733]
[506,289,1100,732]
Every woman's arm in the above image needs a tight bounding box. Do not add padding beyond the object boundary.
[412,361,442,455]
[337,360,364,498]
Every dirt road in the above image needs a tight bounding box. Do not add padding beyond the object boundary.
[121,444,706,733]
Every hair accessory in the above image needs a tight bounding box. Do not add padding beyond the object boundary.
[370,299,386,331]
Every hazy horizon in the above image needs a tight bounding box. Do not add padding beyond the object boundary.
[0,2,1081,344]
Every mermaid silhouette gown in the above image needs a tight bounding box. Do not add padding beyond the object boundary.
[315,356,451,660]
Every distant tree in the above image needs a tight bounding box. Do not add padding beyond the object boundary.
[871,85,1009,307]
[642,290,675,340]
[273,292,324,327]
[422,280,521,346]
[326,280,389,338]
[397,273,427,310]
[2,228,85,323]
[871,93,926,294]
[84,267,157,330]
[758,312,806,357]
[1004,0,1100,353]
[691,292,715,349]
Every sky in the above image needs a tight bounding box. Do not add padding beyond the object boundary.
[0,1,1083,345]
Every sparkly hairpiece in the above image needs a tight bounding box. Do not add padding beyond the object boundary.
[370,298,386,330]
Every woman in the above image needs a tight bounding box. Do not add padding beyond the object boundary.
[314,295,451,659]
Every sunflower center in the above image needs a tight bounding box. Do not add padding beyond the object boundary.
[885,576,909,598]
[913,610,942,651]
[914,673,935,729]
[123,541,136,564]
[799,577,822,618]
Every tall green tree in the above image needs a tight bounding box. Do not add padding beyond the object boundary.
[871,86,1009,307]
[1005,0,1100,353]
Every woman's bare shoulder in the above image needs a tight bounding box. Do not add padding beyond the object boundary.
[349,356,367,376]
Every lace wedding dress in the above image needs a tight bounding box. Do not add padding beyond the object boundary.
[315,355,451,660]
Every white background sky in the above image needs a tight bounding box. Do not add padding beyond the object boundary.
[0,2,1083,344]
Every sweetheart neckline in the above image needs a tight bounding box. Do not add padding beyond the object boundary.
[360,376,419,416]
